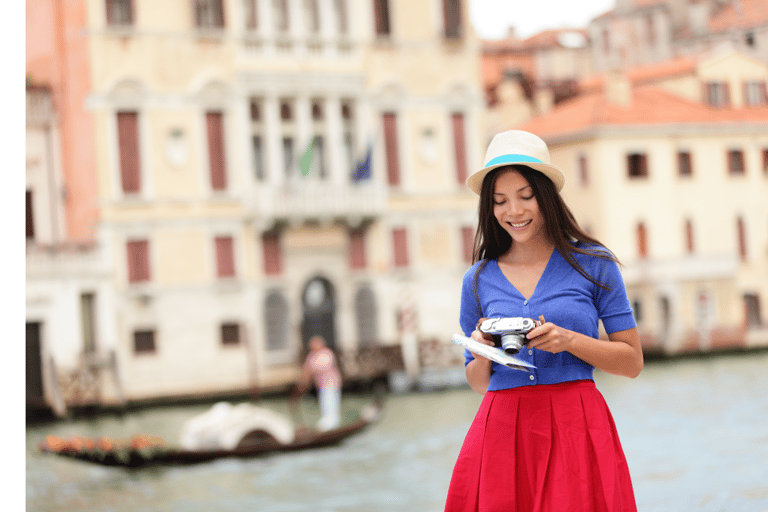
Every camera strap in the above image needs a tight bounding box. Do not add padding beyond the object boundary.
[472,259,490,318]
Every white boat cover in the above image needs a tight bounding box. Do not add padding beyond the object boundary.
[179,402,296,451]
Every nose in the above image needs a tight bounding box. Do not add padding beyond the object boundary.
[508,199,524,215]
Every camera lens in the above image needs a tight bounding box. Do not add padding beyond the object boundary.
[501,334,524,354]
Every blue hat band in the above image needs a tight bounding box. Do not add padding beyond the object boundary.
[485,154,543,168]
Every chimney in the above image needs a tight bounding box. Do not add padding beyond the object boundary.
[605,69,632,108]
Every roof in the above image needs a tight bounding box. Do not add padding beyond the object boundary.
[708,0,768,32]
[518,84,768,139]
[578,56,699,91]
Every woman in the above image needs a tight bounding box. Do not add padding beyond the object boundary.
[444,130,643,511]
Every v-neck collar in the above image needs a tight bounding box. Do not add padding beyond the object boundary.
[492,247,558,302]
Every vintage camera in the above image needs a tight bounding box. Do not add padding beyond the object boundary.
[479,317,537,355]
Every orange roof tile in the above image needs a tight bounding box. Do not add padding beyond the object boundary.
[518,85,768,138]
[709,0,768,32]
[577,57,698,92]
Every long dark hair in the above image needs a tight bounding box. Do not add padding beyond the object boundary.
[473,165,619,290]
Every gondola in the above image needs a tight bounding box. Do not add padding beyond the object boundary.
[38,400,382,469]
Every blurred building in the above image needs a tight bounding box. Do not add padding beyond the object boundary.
[589,0,768,71]
[26,0,123,416]
[519,49,768,354]
[25,0,484,406]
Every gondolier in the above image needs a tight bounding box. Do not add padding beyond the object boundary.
[294,335,342,432]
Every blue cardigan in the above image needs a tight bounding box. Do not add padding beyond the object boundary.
[460,246,637,390]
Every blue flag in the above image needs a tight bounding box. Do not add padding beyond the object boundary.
[352,146,372,181]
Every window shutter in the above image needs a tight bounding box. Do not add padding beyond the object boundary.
[443,0,461,39]
[262,232,282,275]
[215,236,236,278]
[383,113,400,186]
[637,223,648,259]
[26,190,35,240]
[117,112,141,193]
[349,229,367,269]
[452,113,468,185]
[392,228,408,267]
[207,112,227,190]
[737,217,747,261]
[374,0,391,36]
[126,240,150,283]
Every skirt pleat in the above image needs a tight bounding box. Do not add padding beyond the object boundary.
[444,380,636,512]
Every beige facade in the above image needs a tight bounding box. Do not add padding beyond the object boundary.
[83,0,483,402]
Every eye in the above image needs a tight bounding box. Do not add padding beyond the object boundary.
[521,195,534,200]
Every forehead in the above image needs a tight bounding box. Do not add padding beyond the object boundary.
[493,169,530,193]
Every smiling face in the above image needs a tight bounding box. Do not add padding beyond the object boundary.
[492,169,547,248]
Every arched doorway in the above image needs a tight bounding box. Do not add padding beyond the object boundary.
[301,276,336,350]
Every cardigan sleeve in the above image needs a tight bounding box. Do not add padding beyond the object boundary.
[592,258,637,334]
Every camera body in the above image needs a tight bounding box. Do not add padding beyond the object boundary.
[479,317,537,355]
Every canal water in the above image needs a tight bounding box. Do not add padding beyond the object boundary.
[25,351,768,512]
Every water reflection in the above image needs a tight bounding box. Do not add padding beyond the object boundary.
[27,352,768,512]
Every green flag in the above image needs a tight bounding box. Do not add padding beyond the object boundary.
[299,136,316,177]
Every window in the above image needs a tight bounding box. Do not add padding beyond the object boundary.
[80,293,97,353]
[461,226,475,264]
[134,330,156,354]
[195,0,224,28]
[684,218,695,254]
[282,137,294,177]
[265,291,288,350]
[602,28,610,54]
[744,294,762,326]
[636,222,648,259]
[262,232,282,275]
[646,15,655,45]
[383,112,400,186]
[727,149,745,175]
[578,154,589,186]
[392,228,408,267]
[313,136,326,179]
[215,236,235,278]
[244,0,257,30]
[26,190,34,240]
[349,228,366,269]
[252,136,264,181]
[117,111,141,194]
[126,240,150,283]
[221,323,241,345]
[273,0,289,32]
[627,153,648,178]
[452,113,468,185]
[763,148,768,176]
[678,151,692,177]
[631,299,642,322]
[737,216,747,261]
[206,112,227,190]
[334,0,348,34]
[374,0,391,36]
[704,81,730,107]
[304,0,320,33]
[443,0,462,39]
[356,286,378,347]
[106,0,133,26]
[743,80,767,107]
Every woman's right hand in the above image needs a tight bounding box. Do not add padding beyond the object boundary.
[470,318,497,363]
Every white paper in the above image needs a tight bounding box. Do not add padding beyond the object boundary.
[451,334,536,373]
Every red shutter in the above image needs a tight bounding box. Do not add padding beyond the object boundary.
[349,229,367,269]
[383,113,400,186]
[452,113,468,185]
[207,112,227,191]
[117,112,141,193]
[215,236,235,278]
[637,223,647,259]
[392,228,408,267]
[737,217,747,261]
[461,226,475,263]
[262,232,282,275]
[126,240,150,283]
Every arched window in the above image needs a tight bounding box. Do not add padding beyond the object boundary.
[355,286,378,347]
[265,290,288,351]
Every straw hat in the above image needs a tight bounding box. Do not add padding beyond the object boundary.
[466,130,565,194]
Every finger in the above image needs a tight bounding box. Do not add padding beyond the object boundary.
[538,315,546,326]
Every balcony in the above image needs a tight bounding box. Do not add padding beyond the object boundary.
[251,181,387,226]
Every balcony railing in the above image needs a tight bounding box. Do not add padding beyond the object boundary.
[251,181,387,223]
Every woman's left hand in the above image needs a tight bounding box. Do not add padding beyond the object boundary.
[525,315,576,354]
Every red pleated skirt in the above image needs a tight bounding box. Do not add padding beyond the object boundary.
[444,380,637,512]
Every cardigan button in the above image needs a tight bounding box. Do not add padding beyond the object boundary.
[528,349,533,355]
[529,375,535,381]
